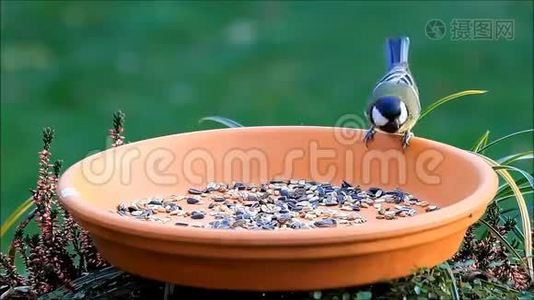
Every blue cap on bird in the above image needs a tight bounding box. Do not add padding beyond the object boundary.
[370,96,408,133]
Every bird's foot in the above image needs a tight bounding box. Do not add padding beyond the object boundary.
[401,131,414,150]
[364,127,376,148]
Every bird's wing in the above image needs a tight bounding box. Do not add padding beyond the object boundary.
[371,65,421,123]
[375,65,419,96]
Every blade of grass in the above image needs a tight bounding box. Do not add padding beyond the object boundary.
[477,278,521,294]
[495,188,532,204]
[440,262,460,300]
[496,182,532,202]
[0,197,33,238]
[471,130,490,152]
[419,90,487,121]
[478,129,534,153]
[478,155,533,278]
[497,176,531,195]
[493,165,534,191]
[199,116,244,128]
[497,151,533,165]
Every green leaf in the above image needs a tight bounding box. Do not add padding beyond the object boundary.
[472,130,490,153]
[493,165,534,191]
[199,116,244,128]
[355,291,372,300]
[414,285,421,295]
[419,90,487,121]
[479,155,533,279]
[519,293,534,300]
[477,129,534,153]
[497,151,533,165]
[1,197,33,238]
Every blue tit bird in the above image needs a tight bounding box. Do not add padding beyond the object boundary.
[364,36,420,149]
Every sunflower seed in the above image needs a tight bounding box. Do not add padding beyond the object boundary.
[186,197,199,204]
[426,205,439,212]
[188,188,203,195]
[191,211,205,219]
[314,218,337,228]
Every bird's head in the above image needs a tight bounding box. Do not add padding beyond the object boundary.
[369,96,408,133]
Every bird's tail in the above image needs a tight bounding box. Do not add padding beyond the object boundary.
[385,36,410,69]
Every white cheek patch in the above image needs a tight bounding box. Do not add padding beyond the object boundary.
[398,102,408,125]
[372,106,389,126]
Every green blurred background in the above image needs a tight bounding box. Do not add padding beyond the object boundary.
[1,1,532,248]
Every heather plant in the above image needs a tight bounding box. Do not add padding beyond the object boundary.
[0,111,126,298]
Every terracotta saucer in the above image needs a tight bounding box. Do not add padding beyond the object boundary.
[58,127,498,291]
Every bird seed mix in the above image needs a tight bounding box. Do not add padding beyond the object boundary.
[116,180,439,230]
